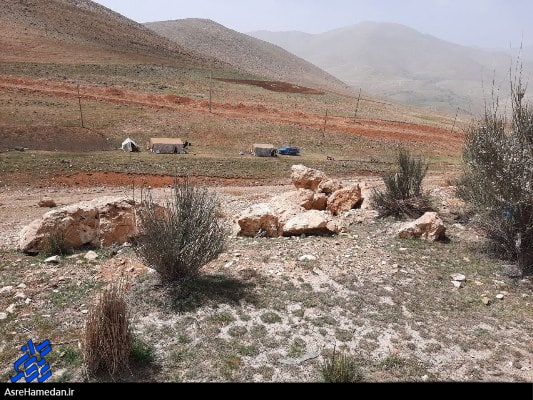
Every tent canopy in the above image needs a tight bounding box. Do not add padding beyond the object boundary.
[121,137,140,152]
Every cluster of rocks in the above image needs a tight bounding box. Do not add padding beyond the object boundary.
[237,165,369,237]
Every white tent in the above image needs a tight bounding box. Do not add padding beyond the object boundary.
[121,137,140,152]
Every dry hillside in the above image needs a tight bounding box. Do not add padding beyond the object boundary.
[0,0,223,68]
[145,18,352,95]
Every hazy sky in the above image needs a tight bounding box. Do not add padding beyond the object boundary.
[92,0,532,49]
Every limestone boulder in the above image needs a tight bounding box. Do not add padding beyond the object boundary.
[398,212,446,241]
[237,203,282,238]
[19,197,137,254]
[282,210,334,236]
[327,184,363,216]
[291,165,327,192]
[318,179,343,195]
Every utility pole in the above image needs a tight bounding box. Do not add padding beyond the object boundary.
[323,109,328,139]
[209,70,213,113]
[77,84,84,128]
[450,108,458,135]
[353,88,362,123]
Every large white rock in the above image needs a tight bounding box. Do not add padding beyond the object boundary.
[20,197,137,254]
[398,212,446,241]
[291,165,327,192]
[318,179,343,195]
[237,203,282,238]
[283,210,334,236]
[327,184,363,216]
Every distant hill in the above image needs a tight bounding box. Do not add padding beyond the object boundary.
[0,0,222,68]
[144,18,351,94]
[251,22,533,113]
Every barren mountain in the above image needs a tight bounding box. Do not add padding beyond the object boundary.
[251,22,533,113]
[144,18,352,94]
[0,0,222,68]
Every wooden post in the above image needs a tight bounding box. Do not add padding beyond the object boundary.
[323,109,328,139]
[209,70,213,113]
[77,84,84,128]
[450,108,458,134]
[353,88,362,123]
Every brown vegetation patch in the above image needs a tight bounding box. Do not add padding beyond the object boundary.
[215,78,325,94]
[0,125,116,152]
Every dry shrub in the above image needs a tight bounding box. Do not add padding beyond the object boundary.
[135,179,227,284]
[39,227,72,256]
[84,281,131,377]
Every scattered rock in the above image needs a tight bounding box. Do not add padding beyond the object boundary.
[299,255,317,262]
[44,255,61,264]
[496,294,505,300]
[14,292,26,300]
[327,184,362,216]
[6,303,16,314]
[398,212,446,241]
[451,273,466,282]
[421,375,429,382]
[0,312,7,320]
[224,261,235,269]
[17,283,27,289]
[279,351,320,366]
[237,203,282,238]
[20,197,138,254]
[283,210,333,236]
[291,165,326,192]
[38,197,57,208]
[482,297,491,306]
[84,250,98,261]
[0,286,14,295]
[24,298,31,304]
[81,310,89,314]
[451,281,462,288]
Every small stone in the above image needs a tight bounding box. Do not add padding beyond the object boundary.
[44,255,61,264]
[299,255,317,262]
[224,261,234,269]
[17,283,27,289]
[451,273,466,282]
[38,197,57,208]
[0,286,14,294]
[81,310,89,314]
[122,242,132,248]
[84,251,98,261]
[14,292,27,300]
[234,253,242,257]
[6,303,16,313]
[399,248,408,252]
[421,375,429,382]
[0,312,8,320]
[24,298,32,304]
[496,294,505,300]
[451,281,462,288]
[381,261,387,266]
[474,280,484,286]
[482,297,491,306]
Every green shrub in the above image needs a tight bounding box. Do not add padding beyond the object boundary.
[458,72,533,275]
[39,228,72,257]
[135,179,227,284]
[320,352,363,383]
[371,148,432,218]
[130,336,156,364]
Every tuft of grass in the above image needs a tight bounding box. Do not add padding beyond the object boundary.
[130,336,156,364]
[260,311,282,324]
[379,354,405,371]
[320,352,364,383]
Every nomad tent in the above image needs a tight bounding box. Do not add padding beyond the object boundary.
[121,138,140,152]
[252,144,277,157]
[149,138,185,154]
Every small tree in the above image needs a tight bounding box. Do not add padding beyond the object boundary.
[135,179,227,284]
[458,70,533,275]
[371,148,432,218]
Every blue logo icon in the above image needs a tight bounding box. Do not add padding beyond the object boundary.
[10,339,53,383]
